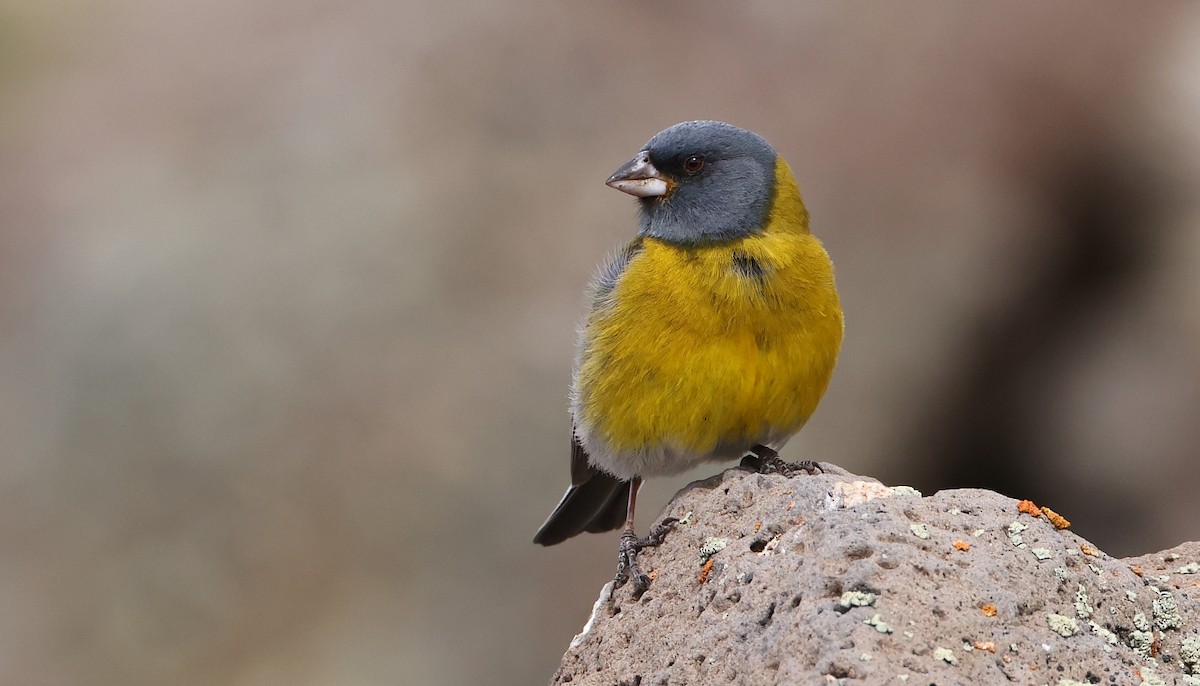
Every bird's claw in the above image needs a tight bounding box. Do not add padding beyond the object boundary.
[761,456,822,477]
[741,446,823,477]
[613,517,679,597]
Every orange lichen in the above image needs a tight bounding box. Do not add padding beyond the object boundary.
[648,568,659,581]
[1017,500,1043,518]
[1042,507,1070,529]
[698,559,715,584]
[754,521,762,533]
[981,603,998,617]
[973,641,996,653]
[1080,543,1100,557]
[953,540,971,552]
[1131,565,1144,577]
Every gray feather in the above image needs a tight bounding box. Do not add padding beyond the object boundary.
[589,238,644,310]
[634,121,778,244]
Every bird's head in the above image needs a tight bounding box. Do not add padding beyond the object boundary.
[606,120,779,244]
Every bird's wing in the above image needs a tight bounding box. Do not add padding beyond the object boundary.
[570,432,596,485]
[586,237,644,311]
[533,238,647,546]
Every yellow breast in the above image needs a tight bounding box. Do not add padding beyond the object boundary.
[574,159,843,472]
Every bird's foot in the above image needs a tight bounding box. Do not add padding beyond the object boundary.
[741,445,823,477]
[613,518,678,597]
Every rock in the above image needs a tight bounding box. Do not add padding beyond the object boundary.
[551,466,1200,685]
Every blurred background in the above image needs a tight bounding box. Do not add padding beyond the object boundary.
[2,1,1199,684]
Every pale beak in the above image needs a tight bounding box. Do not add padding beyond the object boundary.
[606,150,669,197]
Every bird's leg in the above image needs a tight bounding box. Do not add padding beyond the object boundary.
[741,444,823,477]
[613,477,678,596]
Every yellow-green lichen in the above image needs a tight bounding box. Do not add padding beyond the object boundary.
[864,613,892,634]
[1153,589,1182,630]
[837,590,877,611]
[1130,630,1153,658]
[1047,613,1079,637]
[1007,521,1027,547]
[1181,636,1200,675]
[699,537,727,560]
[932,647,957,665]
[1074,584,1093,620]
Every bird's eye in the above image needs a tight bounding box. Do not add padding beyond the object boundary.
[683,155,705,174]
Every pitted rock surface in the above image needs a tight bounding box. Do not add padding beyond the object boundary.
[551,467,1200,685]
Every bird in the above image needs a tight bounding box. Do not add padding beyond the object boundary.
[533,121,844,594]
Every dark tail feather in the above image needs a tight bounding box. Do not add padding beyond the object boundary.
[533,474,630,546]
[582,478,630,534]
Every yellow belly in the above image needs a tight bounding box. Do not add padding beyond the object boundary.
[573,228,843,474]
